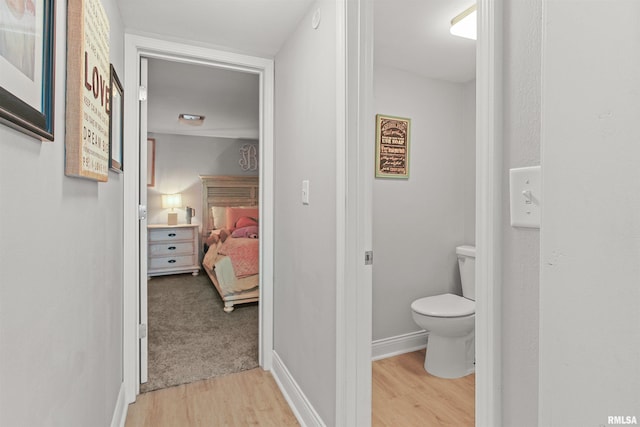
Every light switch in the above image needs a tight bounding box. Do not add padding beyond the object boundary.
[509,166,541,228]
[302,180,310,205]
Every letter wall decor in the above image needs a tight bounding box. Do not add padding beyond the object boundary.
[65,0,110,181]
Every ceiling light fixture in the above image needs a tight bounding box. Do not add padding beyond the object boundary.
[178,113,205,125]
[450,4,477,40]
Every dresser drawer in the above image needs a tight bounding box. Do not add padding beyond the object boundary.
[149,255,196,270]
[149,228,194,242]
[147,224,200,277]
[149,242,194,256]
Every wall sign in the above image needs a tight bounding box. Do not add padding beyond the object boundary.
[65,0,110,181]
[375,114,411,179]
[239,143,258,171]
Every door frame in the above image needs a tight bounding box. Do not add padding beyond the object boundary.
[475,0,503,425]
[122,34,274,401]
[339,0,503,423]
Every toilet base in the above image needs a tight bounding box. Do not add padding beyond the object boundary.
[424,333,475,379]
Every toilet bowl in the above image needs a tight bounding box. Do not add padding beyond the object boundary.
[410,245,476,379]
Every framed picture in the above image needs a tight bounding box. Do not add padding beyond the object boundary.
[375,114,411,179]
[147,138,155,187]
[0,0,56,141]
[64,0,110,181]
[109,64,123,173]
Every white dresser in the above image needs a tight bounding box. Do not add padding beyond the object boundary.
[147,224,200,278]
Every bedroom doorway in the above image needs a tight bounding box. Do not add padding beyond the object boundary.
[139,57,263,392]
[123,35,275,399]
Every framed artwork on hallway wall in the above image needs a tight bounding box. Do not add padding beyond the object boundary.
[0,0,56,141]
[65,0,110,181]
[109,64,123,173]
[375,114,411,179]
[147,138,155,187]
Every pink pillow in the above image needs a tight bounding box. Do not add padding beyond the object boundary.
[231,225,259,239]
[234,216,258,230]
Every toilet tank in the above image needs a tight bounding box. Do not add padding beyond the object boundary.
[456,245,476,301]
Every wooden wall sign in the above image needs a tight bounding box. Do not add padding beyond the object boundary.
[375,114,411,179]
[65,0,110,181]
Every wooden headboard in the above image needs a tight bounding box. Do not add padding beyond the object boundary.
[199,175,258,236]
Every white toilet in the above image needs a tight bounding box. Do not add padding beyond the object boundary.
[411,245,476,379]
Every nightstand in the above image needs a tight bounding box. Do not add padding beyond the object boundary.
[148,224,200,278]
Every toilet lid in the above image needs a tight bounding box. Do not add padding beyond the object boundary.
[411,293,475,317]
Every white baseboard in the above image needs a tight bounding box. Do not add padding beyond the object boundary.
[271,350,325,427]
[110,382,128,427]
[371,330,429,361]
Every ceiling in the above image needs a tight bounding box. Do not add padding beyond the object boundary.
[147,59,259,139]
[116,0,315,58]
[374,0,476,83]
[116,0,476,138]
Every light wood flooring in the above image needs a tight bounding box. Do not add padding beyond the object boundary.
[372,349,475,426]
[125,368,299,427]
[125,350,474,427]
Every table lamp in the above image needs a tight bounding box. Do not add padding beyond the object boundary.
[162,193,182,225]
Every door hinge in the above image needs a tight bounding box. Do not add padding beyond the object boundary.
[365,251,373,265]
[138,86,147,101]
[138,323,147,339]
[138,204,147,221]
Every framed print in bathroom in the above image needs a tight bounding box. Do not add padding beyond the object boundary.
[64,0,110,181]
[109,64,123,173]
[0,0,56,141]
[375,114,411,179]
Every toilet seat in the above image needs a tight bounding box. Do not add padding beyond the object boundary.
[411,293,475,317]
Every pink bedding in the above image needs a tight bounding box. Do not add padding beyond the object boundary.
[226,207,259,229]
[217,237,259,278]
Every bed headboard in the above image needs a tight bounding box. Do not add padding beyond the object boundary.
[199,175,258,236]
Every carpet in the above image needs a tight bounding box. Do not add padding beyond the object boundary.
[141,273,258,393]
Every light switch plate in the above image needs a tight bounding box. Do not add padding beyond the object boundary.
[509,166,541,228]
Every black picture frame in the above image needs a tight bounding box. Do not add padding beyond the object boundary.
[0,0,56,141]
[109,64,123,173]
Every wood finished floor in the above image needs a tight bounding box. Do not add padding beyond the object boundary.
[372,349,475,427]
[125,368,299,427]
[125,349,474,426]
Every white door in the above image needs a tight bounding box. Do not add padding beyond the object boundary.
[139,57,149,385]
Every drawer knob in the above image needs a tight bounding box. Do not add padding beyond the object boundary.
[168,259,177,264]
[168,233,176,237]
[168,246,176,250]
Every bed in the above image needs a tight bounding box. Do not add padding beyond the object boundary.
[199,176,259,313]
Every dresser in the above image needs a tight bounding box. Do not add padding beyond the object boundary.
[147,224,200,278]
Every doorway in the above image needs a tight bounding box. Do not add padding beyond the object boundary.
[369,0,502,425]
[122,35,275,400]
[140,57,262,392]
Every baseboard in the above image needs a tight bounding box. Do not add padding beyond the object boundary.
[271,350,325,427]
[371,330,429,361]
[110,382,128,427]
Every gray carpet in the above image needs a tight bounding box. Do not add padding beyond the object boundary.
[141,273,258,393]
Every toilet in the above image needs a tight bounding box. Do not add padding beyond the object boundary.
[411,245,476,379]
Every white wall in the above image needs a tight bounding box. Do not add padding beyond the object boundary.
[539,1,640,425]
[501,1,542,425]
[274,0,337,423]
[462,80,476,245]
[372,65,475,341]
[146,133,258,228]
[0,0,125,426]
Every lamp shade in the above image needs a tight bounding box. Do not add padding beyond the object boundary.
[162,193,183,209]
[450,4,477,40]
